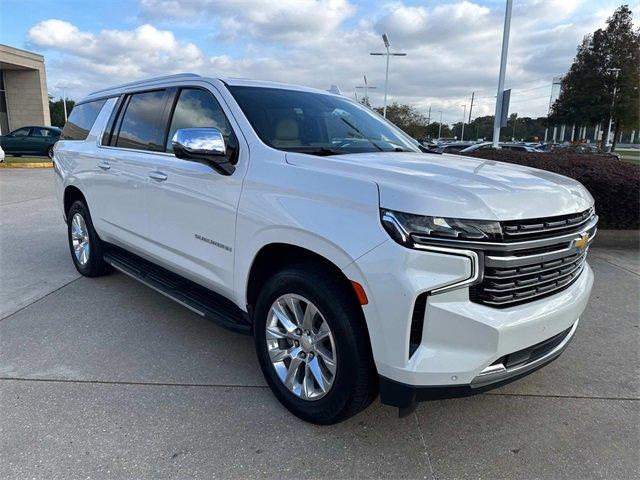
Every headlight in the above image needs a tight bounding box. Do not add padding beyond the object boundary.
[381,209,502,247]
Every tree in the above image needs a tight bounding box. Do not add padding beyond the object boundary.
[425,122,452,139]
[49,96,75,127]
[549,5,639,149]
[373,102,430,139]
[358,96,372,108]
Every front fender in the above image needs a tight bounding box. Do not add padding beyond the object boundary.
[233,159,387,307]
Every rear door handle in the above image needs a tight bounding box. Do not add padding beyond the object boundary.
[97,161,111,171]
[149,171,168,182]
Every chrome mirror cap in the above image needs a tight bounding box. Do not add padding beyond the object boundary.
[172,128,226,156]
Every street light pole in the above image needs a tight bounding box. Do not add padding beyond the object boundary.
[62,88,68,122]
[355,75,376,107]
[543,76,562,142]
[492,0,513,148]
[605,67,620,149]
[460,104,467,141]
[370,34,406,118]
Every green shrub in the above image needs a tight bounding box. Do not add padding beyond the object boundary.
[461,150,640,229]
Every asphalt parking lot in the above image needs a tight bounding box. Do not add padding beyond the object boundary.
[1,168,638,479]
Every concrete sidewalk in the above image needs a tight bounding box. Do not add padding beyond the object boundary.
[1,169,638,479]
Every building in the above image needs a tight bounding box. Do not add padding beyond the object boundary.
[0,44,51,134]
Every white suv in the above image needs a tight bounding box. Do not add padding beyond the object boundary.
[54,74,596,424]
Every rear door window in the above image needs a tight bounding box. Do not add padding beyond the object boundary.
[115,90,167,151]
[31,128,53,137]
[61,99,107,140]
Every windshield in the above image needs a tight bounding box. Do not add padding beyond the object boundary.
[227,86,421,155]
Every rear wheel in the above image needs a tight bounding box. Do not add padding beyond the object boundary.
[67,200,112,277]
[47,146,54,159]
[254,264,377,424]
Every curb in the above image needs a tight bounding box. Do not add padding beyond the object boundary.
[0,162,53,169]
[593,230,639,249]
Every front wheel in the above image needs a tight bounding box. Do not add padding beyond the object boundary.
[254,264,377,424]
[47,146,54,159]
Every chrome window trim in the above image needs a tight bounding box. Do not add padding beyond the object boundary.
[96,82,242,163]
[97,144,176,157]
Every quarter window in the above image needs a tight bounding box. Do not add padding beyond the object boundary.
[61,99,107,140]
[165,88,237,156]
[115,90,166,151]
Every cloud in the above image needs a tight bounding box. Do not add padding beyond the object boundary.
[25,1,624,121]
[373,1,494,48]
[140,0,355,42]
[29,20,205,77]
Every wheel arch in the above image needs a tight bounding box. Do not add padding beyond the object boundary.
[245,242,354,313]
[63,185,87,221]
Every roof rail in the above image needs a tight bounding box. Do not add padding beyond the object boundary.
[89,73,202,96]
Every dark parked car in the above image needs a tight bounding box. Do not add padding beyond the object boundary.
[433,142,475,154]
[0,126,62,158]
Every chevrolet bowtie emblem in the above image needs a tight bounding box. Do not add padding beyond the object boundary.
[575,233,590,250]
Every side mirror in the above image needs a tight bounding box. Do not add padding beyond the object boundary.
[171,128,235,175]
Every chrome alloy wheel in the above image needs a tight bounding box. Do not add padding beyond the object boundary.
[71,213,90,266]
[266,294,337,401]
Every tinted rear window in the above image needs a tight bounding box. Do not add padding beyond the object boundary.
[61,99,107,140]
[115,90,166,151]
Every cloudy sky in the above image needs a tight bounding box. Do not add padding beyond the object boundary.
[1,0,634,124]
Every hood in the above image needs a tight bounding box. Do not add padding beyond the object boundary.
[286,152,594,220]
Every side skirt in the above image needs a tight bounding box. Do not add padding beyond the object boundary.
[103,247,252,334]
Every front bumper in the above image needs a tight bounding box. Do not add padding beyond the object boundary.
[342,239,594,401]
[379,319,579,409]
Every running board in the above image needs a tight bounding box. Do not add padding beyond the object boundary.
[103,248,252,334]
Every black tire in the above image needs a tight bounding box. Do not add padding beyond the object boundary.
[47,146,54,159]
[12,154,22,157]
[67,200,112,277]
[254,264,377,424]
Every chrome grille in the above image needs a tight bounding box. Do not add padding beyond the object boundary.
[469,208,597,308]
[501,208,595,241]
[471,250,587,307]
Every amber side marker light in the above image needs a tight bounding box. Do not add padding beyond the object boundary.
[350,281,369,305]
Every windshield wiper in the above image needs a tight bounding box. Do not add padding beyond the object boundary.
[281,146,348,156]
[340,118,384,152]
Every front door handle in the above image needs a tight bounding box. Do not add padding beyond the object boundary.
[149,171,168,182]
[97,161,111,171]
